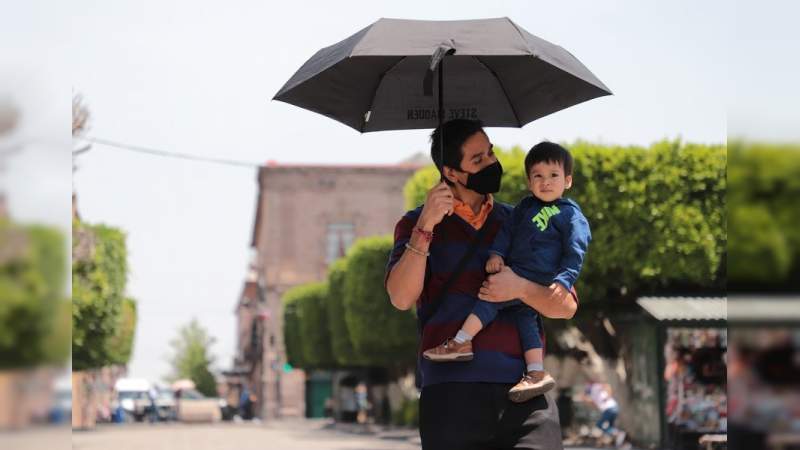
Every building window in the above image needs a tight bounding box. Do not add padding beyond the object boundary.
[326,223,355,264]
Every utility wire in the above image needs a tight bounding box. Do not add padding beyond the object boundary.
[81,136,263,169]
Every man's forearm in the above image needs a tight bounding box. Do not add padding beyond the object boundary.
[519,279,577,319]
[386,231,429,311]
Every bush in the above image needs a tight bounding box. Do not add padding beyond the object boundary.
[343,236,417,368]
[282,288,306,369]
[327,257,365,367]
[728,141,800,290]
[391,396,419,427]
[283,282,336,369]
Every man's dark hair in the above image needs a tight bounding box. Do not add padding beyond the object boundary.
[430,119,486,183]
[524,141,574,178]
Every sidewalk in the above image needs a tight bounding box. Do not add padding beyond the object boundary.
[324,420,421,445]
[325,420,639,450]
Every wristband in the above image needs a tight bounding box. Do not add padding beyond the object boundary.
[414,227,434,242]
[404,242,430,257]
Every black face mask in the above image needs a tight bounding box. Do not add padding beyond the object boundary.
[455,161,503,194]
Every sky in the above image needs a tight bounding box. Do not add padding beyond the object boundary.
[1,0,798,382]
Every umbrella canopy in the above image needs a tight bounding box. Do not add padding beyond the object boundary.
[274,17,611,133]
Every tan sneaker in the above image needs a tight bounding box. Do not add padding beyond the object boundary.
[422,338,473,362]
[508,370,555,403]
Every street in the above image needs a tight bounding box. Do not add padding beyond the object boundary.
[68,419,617,450]
[72,420,420,450]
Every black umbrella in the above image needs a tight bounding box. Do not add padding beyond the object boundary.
[273,17,612,134]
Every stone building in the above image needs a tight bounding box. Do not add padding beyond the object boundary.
[233,160,424,419]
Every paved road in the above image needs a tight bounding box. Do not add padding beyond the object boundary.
[1,419,618,450]
[71,420,420,450]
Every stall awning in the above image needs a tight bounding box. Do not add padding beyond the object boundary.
[728,295,800,323]
[637,297,727,322]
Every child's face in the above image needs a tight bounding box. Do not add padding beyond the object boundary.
[527,160,572,202]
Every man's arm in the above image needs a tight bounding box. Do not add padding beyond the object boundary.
[477,266,577,319]
[386,221,430,311]
[386,182,454,311]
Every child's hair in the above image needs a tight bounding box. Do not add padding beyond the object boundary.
[524,141,573,178]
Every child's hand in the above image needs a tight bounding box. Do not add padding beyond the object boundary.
[485,254,505,274]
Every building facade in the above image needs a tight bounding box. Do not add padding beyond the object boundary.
[237,161,423,419]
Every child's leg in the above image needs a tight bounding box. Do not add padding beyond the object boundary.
[454,300,499,343]
[514,306,543,367]
[454,313,484,343]
[508,306,555,403]
[523,348,544,373]
[422,301,501,362]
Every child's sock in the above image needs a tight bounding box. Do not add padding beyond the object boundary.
[454,329,473,344]
[526,362,544,373]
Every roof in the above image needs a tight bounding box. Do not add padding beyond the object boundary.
[728,295,800,323]
[637,297,727,322]
[262,162,423,170]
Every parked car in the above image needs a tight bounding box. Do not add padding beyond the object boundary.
[114,378,152,422]
[154,387,177,421]
[177,388,223,423]
[48,375,72,424]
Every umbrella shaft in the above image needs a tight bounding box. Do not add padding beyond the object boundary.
[439,57,444,180]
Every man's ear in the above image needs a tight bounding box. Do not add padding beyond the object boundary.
[565,175,573,189]
[442,166,461,185]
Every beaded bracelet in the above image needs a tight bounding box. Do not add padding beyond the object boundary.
[413,227,434,242]
[405,242,430,257]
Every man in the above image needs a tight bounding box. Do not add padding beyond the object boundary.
[386,119,578,449]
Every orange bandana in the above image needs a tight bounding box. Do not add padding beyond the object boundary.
[453,194,494,229]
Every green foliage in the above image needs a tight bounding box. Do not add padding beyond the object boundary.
[404,165,439,211]
[283,281,337,369]
[326,257,365,367]
[283,288,306,369]
[167,318,218,397]
[294,282,336,368]
[403,141,727,302]
[0,221,68,368]
[728,141,800,289]
[72,222,130,370]
[343,236,417,368]
[108,297,137,366]
[391,396,419,427]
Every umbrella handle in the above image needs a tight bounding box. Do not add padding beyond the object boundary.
[423,43,456,97]
[423,42,455,182]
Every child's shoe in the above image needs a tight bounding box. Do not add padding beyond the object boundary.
[508,370,555,403]
[422,338,473,362]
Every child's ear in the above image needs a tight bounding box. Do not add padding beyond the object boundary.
[565,175,573,189]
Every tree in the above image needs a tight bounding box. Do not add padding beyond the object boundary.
[282,289,306,369]
[108,297,138,366]
[72,222,130,370]
[0,222,69,368]
[282,282,337,369]
[343,236,417,369]
[167,318,217,397]
[72,94,92,160]
[326,257,364,366]
[728,140,800,290]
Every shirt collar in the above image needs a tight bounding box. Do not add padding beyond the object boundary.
[452,194,494,230]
